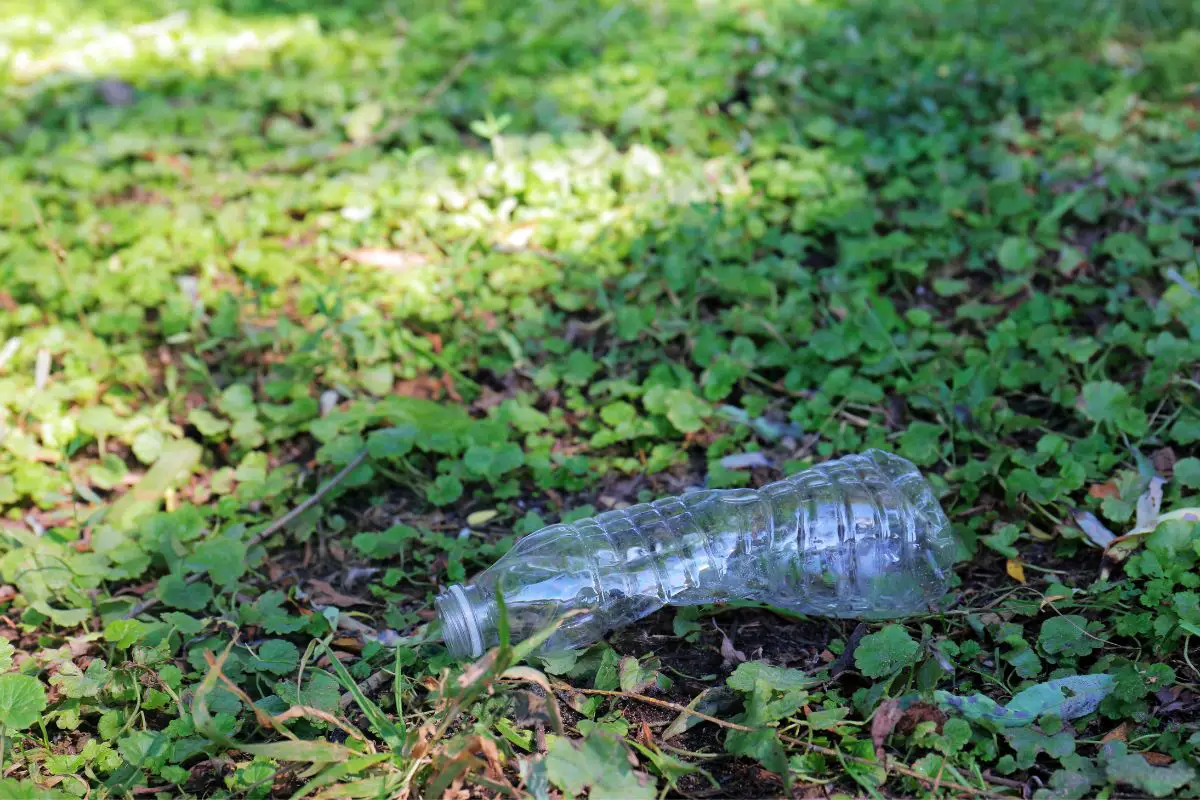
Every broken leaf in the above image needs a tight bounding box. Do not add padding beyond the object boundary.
[1071,509,1116,548]
[935,674,1114,729]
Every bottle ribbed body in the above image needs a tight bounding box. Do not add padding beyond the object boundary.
[436,449,954,658]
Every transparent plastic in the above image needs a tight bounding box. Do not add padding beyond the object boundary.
[435,449,954,658]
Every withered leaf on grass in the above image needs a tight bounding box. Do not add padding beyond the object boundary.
[306,579,371,607]
[345,248,430,271]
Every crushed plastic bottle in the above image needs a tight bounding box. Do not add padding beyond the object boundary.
[435,449,954,658]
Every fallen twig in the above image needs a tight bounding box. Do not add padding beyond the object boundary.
[554,683,1008,798]
[32,200,92,335]
[338,667,393,710]
[245,450,369,548]
[258,52,475,174]
[125,450,368,618]
[829,622,868,679]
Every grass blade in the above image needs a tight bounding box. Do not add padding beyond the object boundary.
[322,642,406,751]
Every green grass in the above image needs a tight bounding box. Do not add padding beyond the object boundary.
[2,0,1200,796]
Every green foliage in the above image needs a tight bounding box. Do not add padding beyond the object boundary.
[856,625,920,679]
[0,674,48,730]
[727,662,816,693]
[1038,616,1101,658]
[544,731,655,800]
[1,0,1198,795]
[1101,742,1196,798]
[250,640,300,675]
[936,674,1114,729]
[1176,458,1200,488]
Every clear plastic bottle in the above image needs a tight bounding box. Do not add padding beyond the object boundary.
[435,449,954,658]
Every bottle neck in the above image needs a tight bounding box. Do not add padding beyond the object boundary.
[435,584,490,658]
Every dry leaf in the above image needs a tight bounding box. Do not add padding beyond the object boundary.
[457,650,498,689]
[466,734,506,780]
[72,527,93,553]
[500,223,537,249]
[896,702,947,734]
[1006,559,1027,583]
[345,248,429,272]
[1142,752,1175,767]
[394,376,443,399]
[1151,447,1176,477]
[715,622,747,667]
[466,509,498,527]
[1089,482,1119,499]
[1102,722,1129,743]
[870,698,904,758]
[336,615,378,637]
[1040,594,1070,610]
[1134,477,1165,533]
[1072,508,1116,548]
[307,579,370,607]
[409,724,433,760]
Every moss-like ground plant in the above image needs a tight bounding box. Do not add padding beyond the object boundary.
[1,0,1200,796]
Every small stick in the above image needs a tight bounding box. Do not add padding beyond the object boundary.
[555,684,1007,798]
[245,450,368,549]
[829,622,868,679]
[32,201,92,334]
[259,53,475,174]
[338,666,393,710]
[553,684,752,731]
[982,771,1028,790]
[125,450,368,618]
[355,53,475,151]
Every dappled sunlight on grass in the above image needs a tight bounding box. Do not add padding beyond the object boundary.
[0,0,1199,796]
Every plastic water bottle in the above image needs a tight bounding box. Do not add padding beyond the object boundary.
[435,449,954,658]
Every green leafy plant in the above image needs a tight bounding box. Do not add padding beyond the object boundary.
[0,0,1198,794]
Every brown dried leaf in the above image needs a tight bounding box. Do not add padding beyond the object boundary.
[185,759,234,794]
[896,702,947,735]
[717,627,747,667]
[409,724,434,760]
[65,635,96,659]
[1142,752,1175,767]
[307,578,370,607]
[502,666,564,734]
[271,705,368,744]
[1151,447,1176,477]
[1102,722,1129,743]
[472,386,507,411]
[394,376,443,399]
[870,699,904,759]
[456,650,498,690]
[466,734,506,781]
[345,248,429,272]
